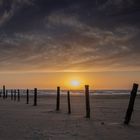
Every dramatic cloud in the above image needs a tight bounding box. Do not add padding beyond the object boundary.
[0,0,33,26]
[0,0,140,72]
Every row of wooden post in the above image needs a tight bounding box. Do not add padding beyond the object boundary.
[0,83,139,124]
[1,85,91,118]
[1,86,20,102]
[1,87,37,106]
[56,85,90,118]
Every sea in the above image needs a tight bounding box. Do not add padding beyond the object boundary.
[4,89,140,96]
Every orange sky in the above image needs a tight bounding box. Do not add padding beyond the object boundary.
[0,71,140,90]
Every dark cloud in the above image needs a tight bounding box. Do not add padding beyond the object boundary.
[0,0,140,72]
[0,0,33,26]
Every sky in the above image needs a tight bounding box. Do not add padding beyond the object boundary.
[0,0,140,89]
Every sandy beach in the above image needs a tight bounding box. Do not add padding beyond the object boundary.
[0,0,140,140]
[0,94,140,140]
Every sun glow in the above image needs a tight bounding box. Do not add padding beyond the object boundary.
[63,74,86,89]
[70,80,80,87]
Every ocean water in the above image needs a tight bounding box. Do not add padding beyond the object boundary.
[1,89,140,96]
[41,90,140,96]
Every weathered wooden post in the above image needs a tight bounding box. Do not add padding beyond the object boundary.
[33,88,37,106]
[3,85,6,99]
[6,90,8,98]
[67,91,71,114]
[17,89,20,102]
[124,83,139,125]
[56,86,60,111]
[26,89,29,104]
[85,85,90,118]
[14,89,17,101]
[11,90,13,100]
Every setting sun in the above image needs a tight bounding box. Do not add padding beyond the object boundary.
[70,80,80,87]
[63,75,86,90]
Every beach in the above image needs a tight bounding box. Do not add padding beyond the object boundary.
[0,94,140,140]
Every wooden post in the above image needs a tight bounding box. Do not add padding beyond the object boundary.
[14,90,16,101]
[6,90,8,98]
[33,88,37,106]
[26,89,29,104]
[56,87,60,111]
[3,85,6,99]
[67,91,71,114]
[85,85,90,118]
[17,89,20,102]
[124,83,139,125]
[11,90,13,100]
